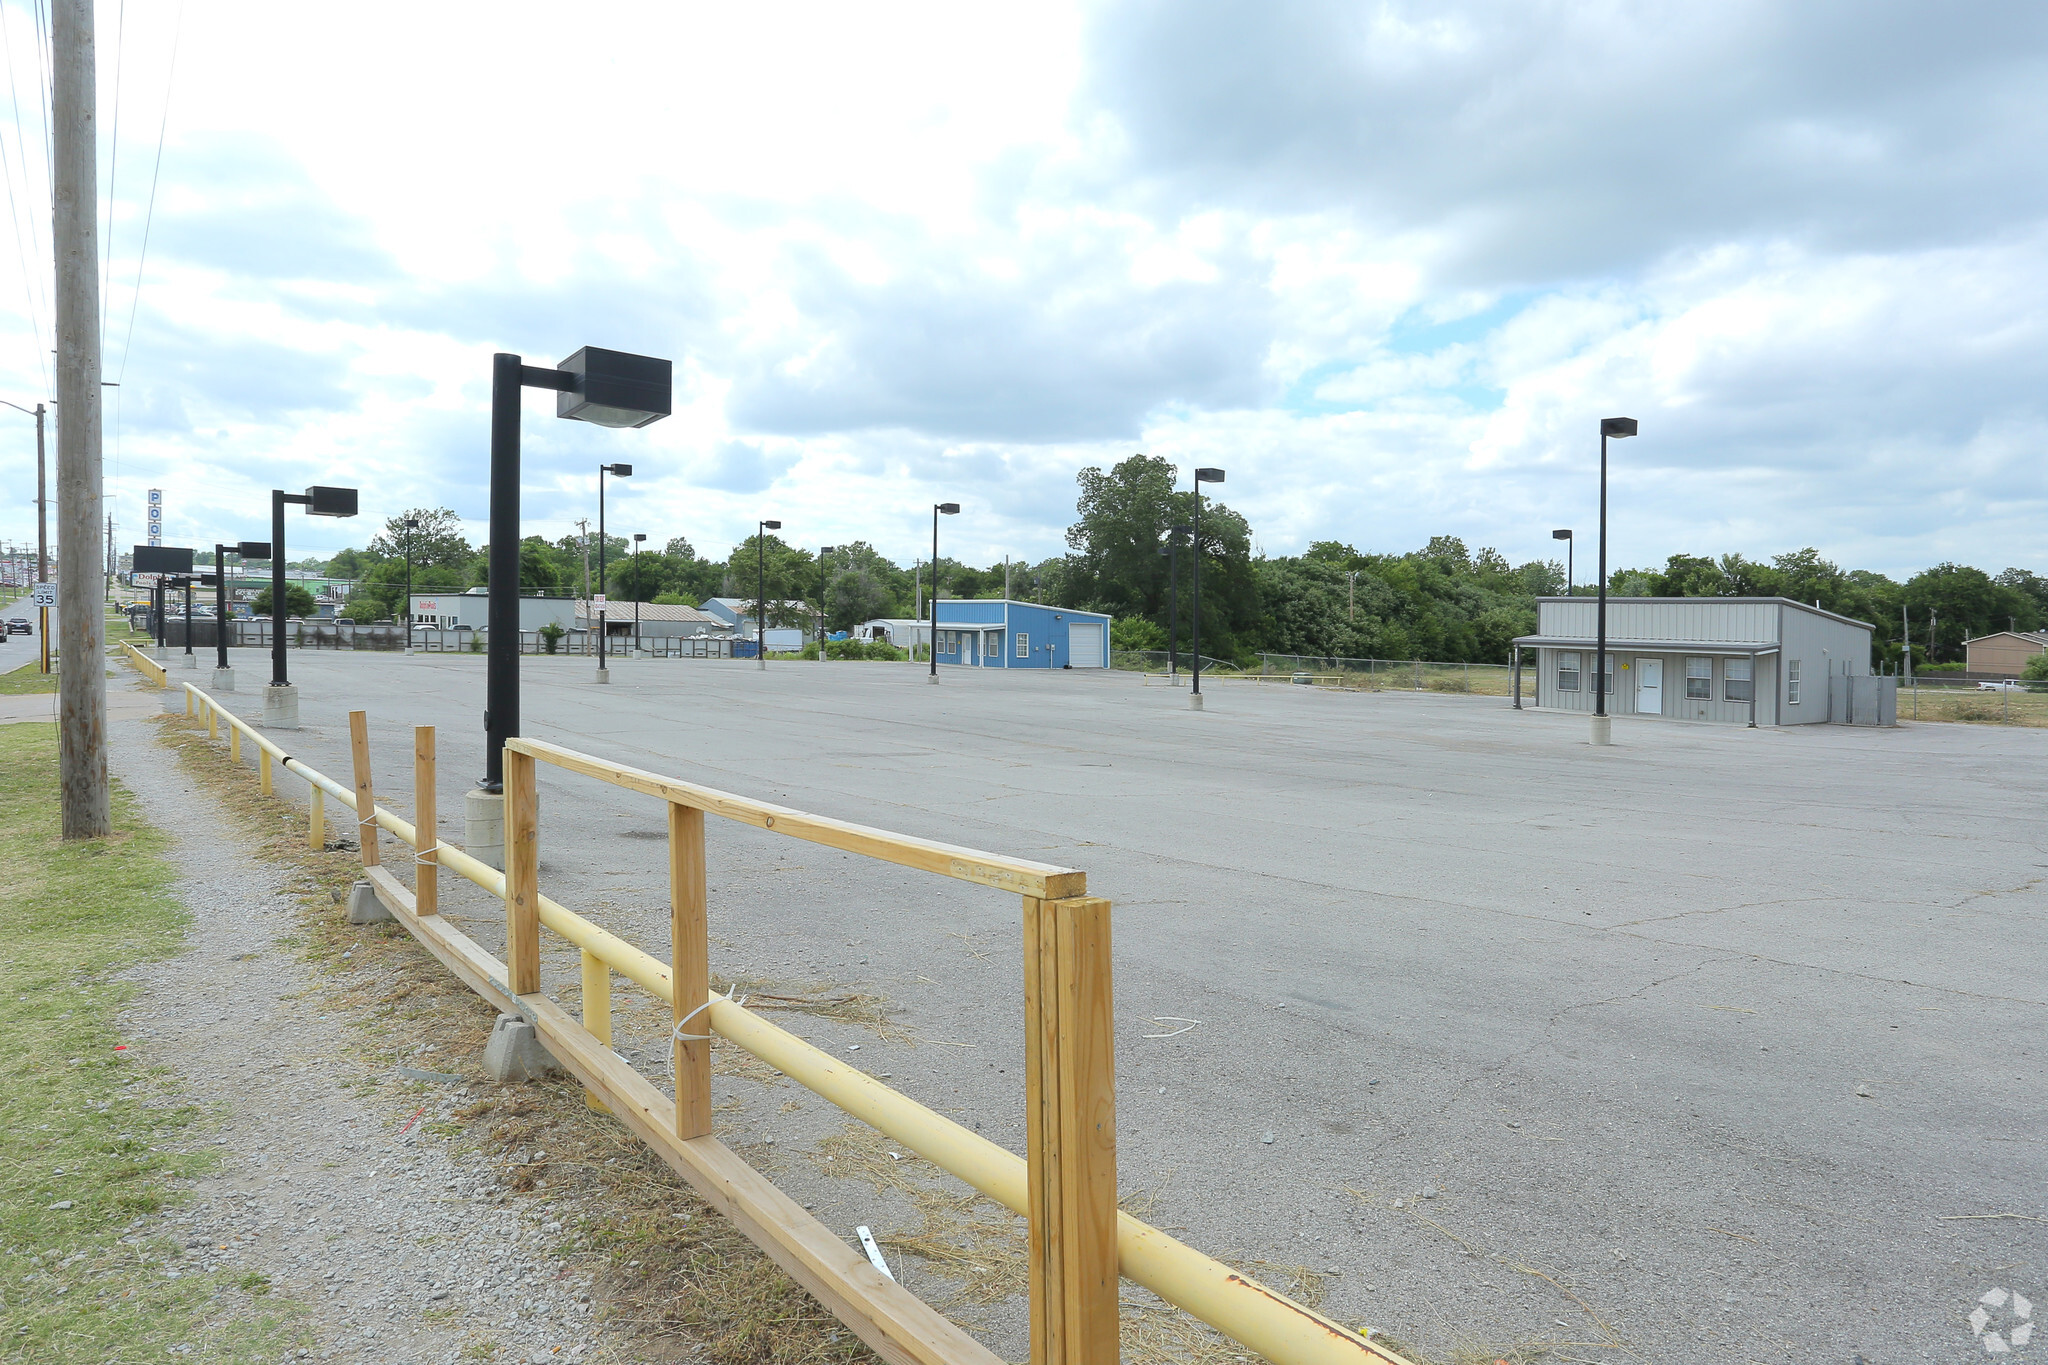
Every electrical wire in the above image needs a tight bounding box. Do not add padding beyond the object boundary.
[0,0,51,393]
[115,0,178,386]
[101,0,123,339]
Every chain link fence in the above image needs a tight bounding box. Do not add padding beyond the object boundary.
[1254,653,1526,698]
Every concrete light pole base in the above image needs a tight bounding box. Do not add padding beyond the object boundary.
[152,645,167,662]
[178,653,197,670]
[346,880,394,925]
[482,1013,562,1082]
[211,667,235,692]
[1590,714,1613,746]
[1189,691,1205,710]
[465,788,505,871]
[594,667,610,684]
[926,673,939,685]
[261,683,299,730]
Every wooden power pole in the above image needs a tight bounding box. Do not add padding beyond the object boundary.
[54,0,109,838]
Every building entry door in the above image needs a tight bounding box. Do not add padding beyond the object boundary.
[1635,658,1663,715]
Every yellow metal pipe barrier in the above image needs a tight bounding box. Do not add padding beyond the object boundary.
[172,684,1412,1365]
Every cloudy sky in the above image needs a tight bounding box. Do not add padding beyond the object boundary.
[0,0,2043,578]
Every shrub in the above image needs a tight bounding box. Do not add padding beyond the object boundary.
[539,622,565,655]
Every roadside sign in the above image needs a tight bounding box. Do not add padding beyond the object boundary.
[592,594,608,607]
[30,581,56,608]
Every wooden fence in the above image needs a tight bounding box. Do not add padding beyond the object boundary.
[144,660,1411,1365]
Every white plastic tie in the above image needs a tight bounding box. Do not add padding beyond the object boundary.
[671,986,747,1044]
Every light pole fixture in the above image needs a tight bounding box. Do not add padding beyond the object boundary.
[1189,470,1223,709]
[212,539,269,686]
[1592,417,1637,745]
[1551,528,1573,597]
[266,485,358,729]
[930,503,959,682]
[483,348,669,809]
[1159,523,1190,682]
[632,532,646,647]
[594,462,633,681]
[757,519,781,670]
[818,546,836,661]
[402,516,421,654]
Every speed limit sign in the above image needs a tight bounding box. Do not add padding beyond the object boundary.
[30,581,56,608]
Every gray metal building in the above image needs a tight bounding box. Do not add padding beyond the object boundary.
[1514,597,1879,726]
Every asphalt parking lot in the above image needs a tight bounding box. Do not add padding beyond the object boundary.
[130,650,2048,1364]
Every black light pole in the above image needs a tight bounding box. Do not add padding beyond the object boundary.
[756,519,781,671]
[212,539,269,681]
[484,348,669,796]
[817,546,836,662]
[268,485,358,692]
[632,533,646,649]
[1592,418,1637,744]
[401,516,420,654]
[181,576,195,665]
[1189,470,1223,709]
[595,462,632,680]
[930,503,959,681]
[1552,528,1573,596]
[1159,522,1189,681]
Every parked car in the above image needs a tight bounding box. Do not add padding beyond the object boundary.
[1977,679,2027,691]
[5,618,29,635]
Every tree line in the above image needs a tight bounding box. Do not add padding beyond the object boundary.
[303,460,2042,666]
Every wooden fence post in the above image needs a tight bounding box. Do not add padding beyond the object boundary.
[308,785,324,851]
[414,726,438,916]
[669,801,712,1139]
[347,710,380,868]
[259,750,272,796]
[504,747,541,996]
[581,950,612,1112]
[1024,895,1118,1365]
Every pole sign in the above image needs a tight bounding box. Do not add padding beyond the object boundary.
[147,487,163,546]
[30,581,57,607]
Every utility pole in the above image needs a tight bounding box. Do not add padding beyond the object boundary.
[576,518,591,599]
[35,403,47,583]
[54,0,109,838]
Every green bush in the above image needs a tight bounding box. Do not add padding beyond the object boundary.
[539,622,565,655]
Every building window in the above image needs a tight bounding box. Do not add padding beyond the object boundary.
[1557,651,1581,692]
[1686,657,1712,699]
[1787,659,1801,704]
[1600,656,1615,694]
[1015,632,1029,658]
[1726,656,1754,702]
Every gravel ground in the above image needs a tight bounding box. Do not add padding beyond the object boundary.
[105,704,651,1365]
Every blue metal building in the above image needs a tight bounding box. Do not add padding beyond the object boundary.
[931,599,1113,669]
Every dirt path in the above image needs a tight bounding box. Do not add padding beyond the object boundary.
[106,707,652,1365]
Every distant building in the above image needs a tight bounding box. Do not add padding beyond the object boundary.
[932,599,1113,669]
[411,590,576,633]
[700,597,820,653]
[1964,630,2048,677]
[574,600,731,640]
[854,618,927,651]
[1514,597,1883,726]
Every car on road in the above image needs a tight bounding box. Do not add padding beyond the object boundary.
[5,618,29,635]
[1977,679,2029,691]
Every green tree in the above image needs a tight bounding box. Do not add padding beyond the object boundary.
[252,583,316,617]
[473,537,569,593]
[369,507,473,571]
[722,534,816,629]
[339,597,384,623]
[1661,554,1726,597]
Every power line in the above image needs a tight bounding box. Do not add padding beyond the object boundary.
[99,0,122,338]
[115,0,177,386]
[0,0,51,393]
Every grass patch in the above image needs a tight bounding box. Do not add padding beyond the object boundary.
[0,667,58,695]
[0,722,308,1361]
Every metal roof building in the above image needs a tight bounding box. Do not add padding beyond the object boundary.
[1513,597,1882,726]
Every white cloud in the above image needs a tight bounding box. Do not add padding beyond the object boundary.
[0,0,2041,582]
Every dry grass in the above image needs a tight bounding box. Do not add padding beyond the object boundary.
[147,710,882,1365]
[1902,685,2048,727]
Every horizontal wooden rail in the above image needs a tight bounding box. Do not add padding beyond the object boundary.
[508,737,1085,899]
[173,687,1411,1365]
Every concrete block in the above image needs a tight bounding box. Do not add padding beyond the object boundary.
[482,1013,562,1083]
[346,880,393,925]
[211,666,235,692]
[1589,714,1612,746]
[177,652,197,670]
[594,667,610,684]
[261,683,299,730]
[465,788,504,872]
[1189,691,1205,711]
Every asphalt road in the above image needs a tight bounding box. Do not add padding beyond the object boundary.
[125,651,2048,1364]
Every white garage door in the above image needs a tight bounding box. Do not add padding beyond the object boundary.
[1067,621,1105,668]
